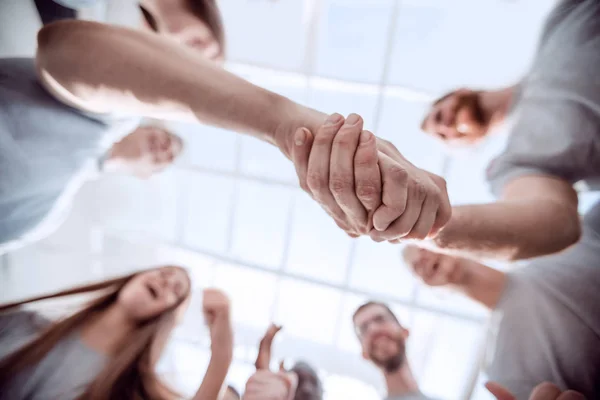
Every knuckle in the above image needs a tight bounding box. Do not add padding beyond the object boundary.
[354,148,377,167]
[412,180,429,200]
[306,172,327,193]
[356,180,380,202]
[329,174,353,196]
[388,165,409,184]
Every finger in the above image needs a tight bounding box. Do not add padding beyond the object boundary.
[485,382,516,400]
[279,360,286,372]
[557,391,586,400]
[371,185,424,241]
[306,113,349,223]
[530,383,562,400]
[291,127,315,194]
[354,130,382,215]
[405,195,439,239]
[330,114,368,232]
[432,257,455,285]
[372,153,408,231]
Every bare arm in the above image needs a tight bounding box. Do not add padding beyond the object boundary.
[432,175,580,261]
[35,20,325,158]
[452,258,506,310]
[192,355,231,400]
[192,289,233,400]
[404,246,506,310]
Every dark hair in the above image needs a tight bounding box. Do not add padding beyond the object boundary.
[0,267,191,400]
[188,0,226,57]
[291,361,323,399]
[352,301,399,325]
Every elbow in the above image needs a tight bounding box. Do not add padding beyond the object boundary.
[36,21,79,65]
[511,208,582,261]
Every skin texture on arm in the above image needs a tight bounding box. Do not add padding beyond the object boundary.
[431,175,581,261]
[192,289,234,400]
[403,245,506,310]
[35,20,325,158]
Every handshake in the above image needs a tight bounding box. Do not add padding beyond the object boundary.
[282,113,451,242]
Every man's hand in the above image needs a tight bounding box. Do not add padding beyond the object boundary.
[291,113,381,236]
[203,288,233,361]
[402,245,464,287]
[292,113,451,240]
[486,382,586,400]
[255,323,283,370]
[421,88,513,145]
[243,370,298,400]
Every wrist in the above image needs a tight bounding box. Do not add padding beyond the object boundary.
[478,87,514,127]
[271,98,327,159]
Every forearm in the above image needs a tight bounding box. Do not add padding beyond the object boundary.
[450,258,506,310]
[36,20,325,157]
[479,84,519,126]
[192,355,232,400]
[433,200,581,261]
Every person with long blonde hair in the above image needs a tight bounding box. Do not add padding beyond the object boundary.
[0,266,234,400]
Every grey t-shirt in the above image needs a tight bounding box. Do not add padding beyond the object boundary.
[487,0,600,194]
[485,201,600,399]
[0,310,106,400]
[0,58,137,249]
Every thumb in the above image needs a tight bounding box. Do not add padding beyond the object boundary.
[291,128,314,193]
[485,382,516,400]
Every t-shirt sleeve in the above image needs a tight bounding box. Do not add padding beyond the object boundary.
[486,93,600,197]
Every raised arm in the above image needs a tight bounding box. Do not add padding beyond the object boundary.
[403,245,506,309]
[193,289,233,400]
[431,175,580,261]
[35,20,325,158]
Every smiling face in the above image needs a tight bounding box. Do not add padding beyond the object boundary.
[139,0,223,61]
[353,303,409,373]
[117,267,191,322]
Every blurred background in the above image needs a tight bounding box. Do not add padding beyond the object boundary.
[2,0,591,399]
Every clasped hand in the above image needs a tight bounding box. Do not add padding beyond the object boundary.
[291,113,451,242]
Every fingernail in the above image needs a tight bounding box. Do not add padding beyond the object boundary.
[295,128,307,146]
[359,130,372,144]
[325,113,343,126]
[345,113,360,126]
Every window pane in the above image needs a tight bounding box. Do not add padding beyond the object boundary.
[336,293,369,353]
[220,0,308,70]
[275,279,342,345]
[445,133,508,205]
[169,122,237,172]
[349,240,416,301]
[308,83,378,132]
[416,284,489,318]
[213,263,278,329]
[324,374,380,400]
[286,194,352,284]
[378,95,446,175]
[231,181,294,268]
[238,72,308,182]
[406,310,484,399]
[182,172,236,254]
[388,0,556,93]
[240,137,298,183]
[315,0,393,82]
